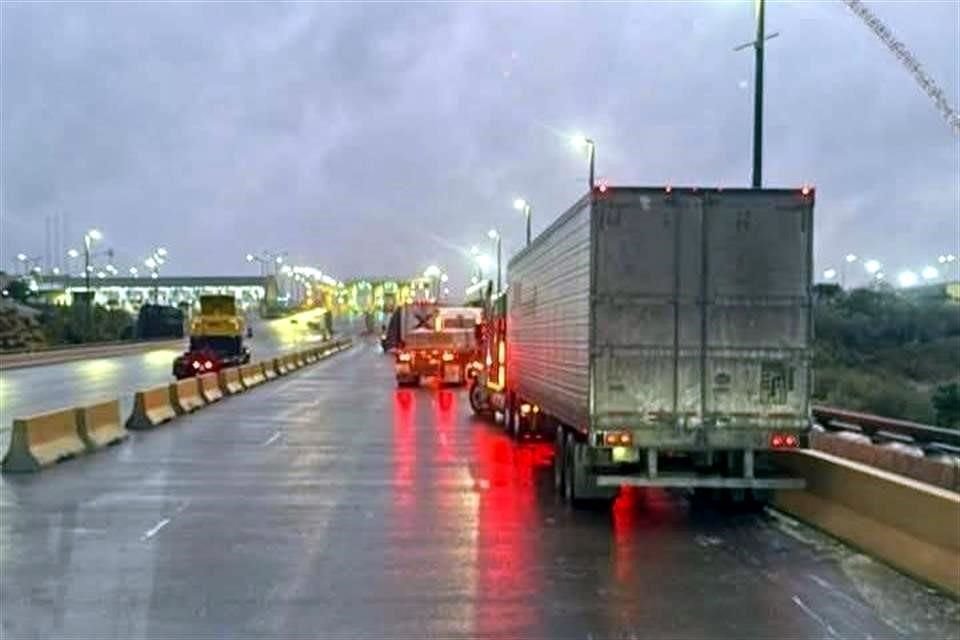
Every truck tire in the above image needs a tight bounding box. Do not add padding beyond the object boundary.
[564,434,617,509]
[468,380,487,416]
[553,426,566,496]
[504,393,516,434]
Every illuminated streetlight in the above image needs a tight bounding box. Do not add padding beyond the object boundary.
[86,229,102,241]
[129,267,139,277]
[16,253,27,262]
[845,254,858,263]
[275,256,283,265]
[156,247,167,257]
[921,266,939,280]
[144,257,157,269]
[823,268,837,281]
[570,134,596,190]
[897,271,918,287]
[67,249,79,258]
[864,259,881,275]
[424,265,442,279]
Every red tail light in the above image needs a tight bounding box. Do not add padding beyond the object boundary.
[770,432,799,449]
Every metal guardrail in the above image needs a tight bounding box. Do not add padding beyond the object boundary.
[812,405,960,455]
[1,337,183,357]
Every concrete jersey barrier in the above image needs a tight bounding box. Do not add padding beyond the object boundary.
[199,372,223,403]
[262,360,278,380]
[126,385,178,431]
[76,400,128,450]
[774,449,960,597]
[219,367,244,395]
[170,377,206,414]
[240,363,265,388]
[2,407,87,472]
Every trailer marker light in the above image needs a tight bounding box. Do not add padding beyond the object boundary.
[603,431,632,446]
[192,361,201,370]
[398,352,412,362]
[770,433,799,449]
[520,403,532,416]
[441,351,455,362]
[204,361,213,370]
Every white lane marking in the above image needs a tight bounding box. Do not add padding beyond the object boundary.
[792,595,839,638]
[141,518,171,541]
[262,431,282,446]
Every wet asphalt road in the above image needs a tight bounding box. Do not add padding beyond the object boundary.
[1,341,956,639]
[0,314,331,449]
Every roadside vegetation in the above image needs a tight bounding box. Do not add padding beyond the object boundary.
[813,285,960,428]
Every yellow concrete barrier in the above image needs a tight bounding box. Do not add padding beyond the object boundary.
[774,449,960,596]
[262,360,278,380]
[77,400,128,450]
[126,385,178,431]
[304,349,317,364]
[199,372,223,403]
[2,408,87,472]
[284,354,300,371]
[169,377,206,415]
[240,363,265,388]
[273,357,288,375]
[219,367,244,395]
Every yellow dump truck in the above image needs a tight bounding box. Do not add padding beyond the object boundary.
[172,294,251,378]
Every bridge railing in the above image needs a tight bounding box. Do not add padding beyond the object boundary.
[812,405,960,455]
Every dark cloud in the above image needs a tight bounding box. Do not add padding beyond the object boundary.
[2,1,957,288]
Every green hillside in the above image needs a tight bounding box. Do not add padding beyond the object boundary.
[812,285,960,428]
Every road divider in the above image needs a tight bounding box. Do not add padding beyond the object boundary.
[774,449,960,597]
[240,363,266,388]
[218,367,244,395]
[262,360,278,380]
[2,337,353,473]
[170,377,206,415]
[126,386,178,431]
[199,372,223,403]
[77,400,128,450]
[1,408,87,472]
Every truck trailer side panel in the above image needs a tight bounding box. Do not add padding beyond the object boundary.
[507,197,592,431]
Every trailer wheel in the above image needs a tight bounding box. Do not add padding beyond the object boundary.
[553,426,566,496]
[564,434,616,509]
[504,393,516,434]
[468,380,488,416]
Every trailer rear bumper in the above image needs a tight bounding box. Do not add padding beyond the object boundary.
[595,475,805,489]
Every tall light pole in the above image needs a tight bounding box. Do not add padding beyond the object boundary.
[82,229,102,339]
[513,198,532,247]
[571,134,596,190]
[735,0,779,188]
[488,229,502,294]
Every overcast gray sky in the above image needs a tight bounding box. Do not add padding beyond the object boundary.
[2,1,958,289]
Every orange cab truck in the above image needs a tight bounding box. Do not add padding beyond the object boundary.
[386,303,482,387]
[470,185,815,506]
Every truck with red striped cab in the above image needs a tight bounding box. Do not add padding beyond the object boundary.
[469,185,815,505]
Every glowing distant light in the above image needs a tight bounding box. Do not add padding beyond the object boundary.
[52,267,60,275]
[144,258,157,269]
[864,259,881,274]
[938,255,947,264]
[424,265,442,278]
[156,247,168,257]
[16,253,27,261]
[513,198,528,211]
[275,256,283,264]
[823,268,837,280]
[86,229,102,241]
[947,254,957,263]
[440,273,449,283]
[570,134,591,151]
[897,270,918,287]
[800,184,812,196]
[151,272,159,280]
[67,249,80,258]
[875,272,885,280]
[921,266,939,280]
[845,254,858,263]
[488,229,499,240]
[129,267,139,276]
[96,271,106,279]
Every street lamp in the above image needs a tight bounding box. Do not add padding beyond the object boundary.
[514,198,532,247]
[488,229,502,294]
[921,266,939,281]
[571,134,596,190]
[823,268,837,281]
[897,270,918,288]
[129,267,139,278]
[863,259,882,275]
